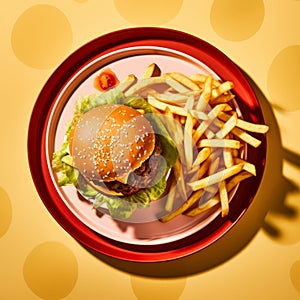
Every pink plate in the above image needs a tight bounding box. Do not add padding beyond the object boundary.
[28,28,267,262]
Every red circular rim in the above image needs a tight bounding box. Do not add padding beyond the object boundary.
[28,27,267,262]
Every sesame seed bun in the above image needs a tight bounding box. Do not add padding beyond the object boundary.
[72,104,155,184]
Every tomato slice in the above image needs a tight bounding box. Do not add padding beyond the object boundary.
[94,68,120,91]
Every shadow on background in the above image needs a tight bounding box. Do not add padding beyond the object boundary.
[82,70,300,278]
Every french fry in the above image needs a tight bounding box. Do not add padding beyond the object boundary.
[197,155,212,179]
[173,113,181,124]
[215,114,267,148]
[192,104,232,143]
[173,158,187,201]
[168,72,201,91]
[188,163,244,191]
[232,149,239,157]
[216,112,237,139]
[192,147,211,167]
[149,91,190,104]
[234,157,256,176]
[188,155,212,183]
[162,107,185,159]
[192,121,210,144]
[124,77,167,96]
[223,147,234,168]
[184,95,195,111]
[180,115,186,125]
[123,74,136,81]
[185,197,220,216]
[189,109,209,121]
[189,73,221,87]
[205,157,221,194]
[196,75,213,111]
[147,96,188,116]
[206,129,216,139]
[211,81,234,100]
[211,116,225,129]
[219,180,229,217]
[142,63,161,78]
[162,105,174,119]
[160,190,203,222]
[137,87,159,98]
[208,156,220,175]
[165,75,191,93]
[210,93,235,105]
[202,75,213,101]
[226,171,253,192]
[185,171,252,217]
[165,177,177,212]
[118,74,137,92]
[198,139,240,149]
[189,73,207,82]
[184,113,194,169]
[218,112,269,133]
[231,127,262,148]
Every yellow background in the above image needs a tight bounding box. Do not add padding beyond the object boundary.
[1,0,300,299]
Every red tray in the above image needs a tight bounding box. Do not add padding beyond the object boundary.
[28,27,267,262]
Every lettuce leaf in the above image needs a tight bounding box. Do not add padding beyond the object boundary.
[92,175,167,219]
[51,140,78,186]
[95,194,138,220]
[52,140,69,173]
[57,165,79,186]
[74,87,124,115]
[76,174,99,198]
[142,175,167,201]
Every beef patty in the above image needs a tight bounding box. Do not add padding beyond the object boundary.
[101,135,163,196]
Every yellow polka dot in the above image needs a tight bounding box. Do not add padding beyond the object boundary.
[23,242,78,299]
[267,45,300,111]
[0,187,12,238]
[210,0,264,41]
[290,260,300,294]
[130,276,186,300]
[11,5,73,69]
[113,0,183,25]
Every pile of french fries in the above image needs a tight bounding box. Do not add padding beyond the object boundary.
[117,63,269,222]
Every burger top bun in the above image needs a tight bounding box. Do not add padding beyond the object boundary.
[72,104,155,183]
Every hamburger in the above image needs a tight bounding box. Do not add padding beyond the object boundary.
[52,88,178,220]
[72,104,165,196]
